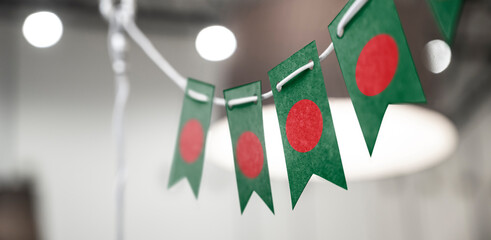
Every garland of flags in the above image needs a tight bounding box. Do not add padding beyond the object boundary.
[103,0,463,221]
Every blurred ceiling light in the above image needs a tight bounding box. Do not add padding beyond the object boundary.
[424,39,451,74]
[206,98,458,182]
[23,11,63,48]
[195,25,237,62]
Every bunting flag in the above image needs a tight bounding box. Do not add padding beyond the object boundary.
[223,81,274,214]
[168,78,215,197]
[427,0,462,44]
[328,0,426,155]
[268,41,347,209]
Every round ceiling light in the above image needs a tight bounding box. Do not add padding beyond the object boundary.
[424,39,452,74]
[195,25,237,62]
[23,11,63,48]
[206,98,458,182]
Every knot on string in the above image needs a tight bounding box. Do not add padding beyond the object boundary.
[100,0,135,27]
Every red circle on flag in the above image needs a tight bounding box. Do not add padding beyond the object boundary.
[286,99,323,153]
[236,131,264,178]
[179,119,204,163]
[355,34,399,96]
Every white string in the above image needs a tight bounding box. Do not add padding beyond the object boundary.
[124,20,188,90]
[213,97,226,106]
[218,42,333,107]
[107,11,129,240]
[99,0,113,21]
[123,19,334,106]
[228,95,258,108]
[187,89,209,102]
[276,60,314,92]
[337,0,369,37]
[113,73,128,240]
[100,0,368,110]
[319,42,334,62]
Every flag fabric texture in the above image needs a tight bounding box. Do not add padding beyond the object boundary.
[268,41,347,209]
[328,0,426,155]
[168,78,215,197]
[224,81,274,214]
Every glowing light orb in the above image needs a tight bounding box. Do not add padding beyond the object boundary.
[23,11,63,48]
[195,25,237,62]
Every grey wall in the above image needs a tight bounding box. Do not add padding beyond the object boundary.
[0,9,17,179]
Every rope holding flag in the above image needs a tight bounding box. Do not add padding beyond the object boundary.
[103,1,134,239]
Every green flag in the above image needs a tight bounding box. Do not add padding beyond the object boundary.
[328,0,426,155]
[268,41,347,209]
[427,0,462,44]
[223,81,274,214]
[168,78,215,197]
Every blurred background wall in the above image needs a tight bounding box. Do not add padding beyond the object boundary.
[0,0,490,239]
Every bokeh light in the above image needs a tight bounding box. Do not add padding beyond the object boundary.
[23,11,63,48]
[424,39,452,74]
[195,25,237,62]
